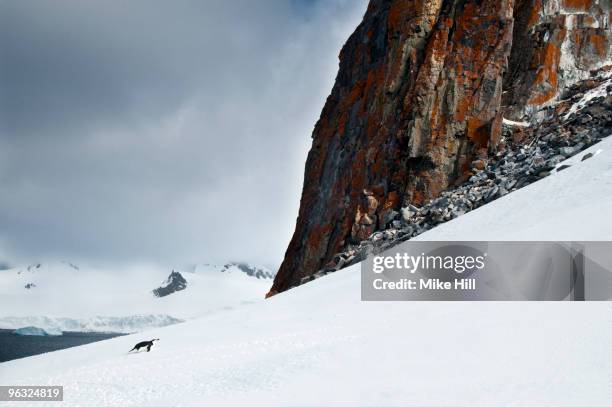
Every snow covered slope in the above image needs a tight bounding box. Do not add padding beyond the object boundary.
[1,138,611,406]
[413,136,612,241]
[0,262,273,333]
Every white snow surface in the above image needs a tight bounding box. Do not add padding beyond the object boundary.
[2,139,612,406]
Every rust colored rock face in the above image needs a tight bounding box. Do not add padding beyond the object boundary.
[269,0,611,295]
[504,0,611,118]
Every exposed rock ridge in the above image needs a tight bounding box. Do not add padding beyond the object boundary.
[152,270,187,298]
[229,263,275,280]
[269,0,611,295]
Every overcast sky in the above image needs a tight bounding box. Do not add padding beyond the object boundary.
[0,0,368,270]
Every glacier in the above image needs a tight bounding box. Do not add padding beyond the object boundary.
[12,326,62,336]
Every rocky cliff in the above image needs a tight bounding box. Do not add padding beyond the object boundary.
[269,0,611,295]
[506,0,611,117]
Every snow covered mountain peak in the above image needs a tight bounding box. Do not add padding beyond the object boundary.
[192,262,275,280]
[14,261,80,275]
[152,270,188,298]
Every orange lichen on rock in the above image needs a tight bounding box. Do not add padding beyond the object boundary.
[306,223,332,251]
[382,191,400,211]
[410,188,425,206]
[527,0,543,28]
[350,149,366,191]
[467,118,491,150]
[343,81,364,114]
[582,15,597,27]
[387,2,415,32]
[455,96,472,123]
[506,0,610,115]
[528,42,562,105]
[589,33,607,57]
[361,65,384,116]
[561,0,593,11]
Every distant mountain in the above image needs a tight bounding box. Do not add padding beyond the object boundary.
[192,262,275,280]
[151,263,273,298]
[232,263,275,279]
[16,261,78,275]
[221,263,275,280]
[152,271,188,297]
[0,260,272,333]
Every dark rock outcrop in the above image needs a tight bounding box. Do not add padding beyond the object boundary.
[269,0,611,296]
[230,263,275,280]
[152,270,187,298]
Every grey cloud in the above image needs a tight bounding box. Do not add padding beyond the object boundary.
[0,0,368,270]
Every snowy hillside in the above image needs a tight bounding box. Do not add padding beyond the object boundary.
[0,262,273,333]
[413,136,612,241]
[1,138,611,406]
